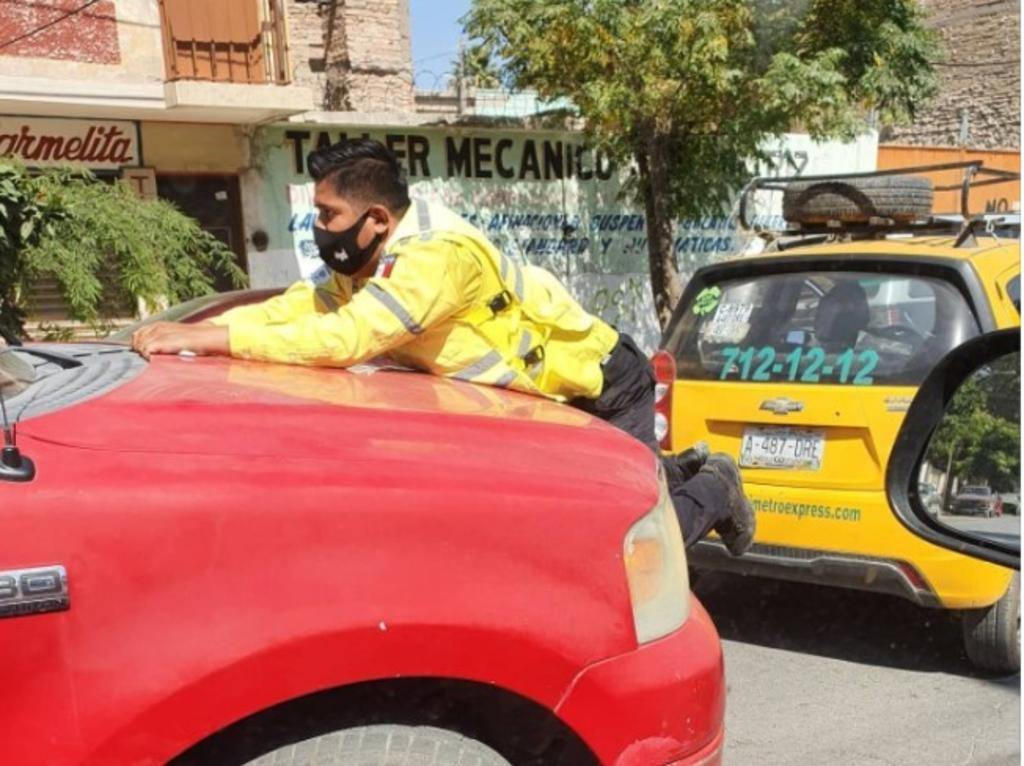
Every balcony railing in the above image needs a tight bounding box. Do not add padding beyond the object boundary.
[158,0,291,85]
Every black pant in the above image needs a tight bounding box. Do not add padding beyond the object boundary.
[572,333,722,548]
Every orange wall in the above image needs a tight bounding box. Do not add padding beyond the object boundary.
[878,145,1020,216]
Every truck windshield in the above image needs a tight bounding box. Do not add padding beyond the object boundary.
[0,344,144,423]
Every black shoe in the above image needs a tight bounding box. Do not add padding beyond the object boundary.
[668,441,710,481]
[698,454,756,557]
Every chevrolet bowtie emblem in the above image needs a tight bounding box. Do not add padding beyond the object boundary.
[760,398,804,415]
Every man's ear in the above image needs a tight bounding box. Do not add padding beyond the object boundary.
[367,204,393,234]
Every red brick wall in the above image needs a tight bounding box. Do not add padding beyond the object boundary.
[0,0,120,64]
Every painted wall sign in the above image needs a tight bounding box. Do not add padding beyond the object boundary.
[254,125,878,350]
[282,129,615,181]
[0,116,140,170]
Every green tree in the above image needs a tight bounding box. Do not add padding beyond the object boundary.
[967,412,1019,492]
[463,0,938,327]
[926,355,1021,504]
[0,164,245,341]
[927,376,985,507]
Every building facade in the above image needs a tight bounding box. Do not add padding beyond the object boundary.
[2,1,890,346]
[877,0,1021,217]
[0,0,418,330]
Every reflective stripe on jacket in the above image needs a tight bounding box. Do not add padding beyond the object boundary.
[211,198,619,401]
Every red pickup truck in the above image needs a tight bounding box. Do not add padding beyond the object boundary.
[0,294,724,765]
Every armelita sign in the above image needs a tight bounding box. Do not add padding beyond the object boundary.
[0,117,139,170]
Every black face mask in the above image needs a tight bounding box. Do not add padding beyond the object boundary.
[314,210,383,276]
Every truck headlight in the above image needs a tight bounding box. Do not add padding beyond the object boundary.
[623,469,690,644]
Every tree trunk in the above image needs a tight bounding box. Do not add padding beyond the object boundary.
[637,128,683,332]
[942,441,957,512]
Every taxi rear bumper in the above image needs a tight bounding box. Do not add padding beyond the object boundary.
[688,540,942,607]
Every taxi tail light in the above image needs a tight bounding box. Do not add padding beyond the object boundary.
[651,351,676,450]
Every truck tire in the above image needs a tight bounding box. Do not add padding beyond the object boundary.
[962,573,1020,674]
[782,175,934,224]
[244,725,512,766]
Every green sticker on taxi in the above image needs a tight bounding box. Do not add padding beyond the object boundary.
[692,287,721,316]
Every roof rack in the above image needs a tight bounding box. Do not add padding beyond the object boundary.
[737,160,1020,244]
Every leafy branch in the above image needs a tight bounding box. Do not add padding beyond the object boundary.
[0,163,245,340]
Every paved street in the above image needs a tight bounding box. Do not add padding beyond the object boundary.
[940,513,1021,548]
[694,572,1021,766]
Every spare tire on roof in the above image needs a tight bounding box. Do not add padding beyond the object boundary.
[782,174,934,224]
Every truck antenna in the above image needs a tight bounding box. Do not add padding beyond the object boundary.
[0,373,34,481]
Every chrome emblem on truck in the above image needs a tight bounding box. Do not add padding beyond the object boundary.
[759,398,805,415]
[0,565,68,618]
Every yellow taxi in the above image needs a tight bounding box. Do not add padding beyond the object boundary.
[657,166,1021,672]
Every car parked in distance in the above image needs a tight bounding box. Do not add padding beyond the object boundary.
[1000,492,1020,516]
[953,486,1003,517]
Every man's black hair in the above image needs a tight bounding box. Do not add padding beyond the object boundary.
[307,138,410,213]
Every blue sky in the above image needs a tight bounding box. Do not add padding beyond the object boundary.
[409,0,471,90]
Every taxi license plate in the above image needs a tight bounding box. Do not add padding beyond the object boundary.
[740,427,824,471]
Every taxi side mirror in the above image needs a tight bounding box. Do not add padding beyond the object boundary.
[886,328,1020,570]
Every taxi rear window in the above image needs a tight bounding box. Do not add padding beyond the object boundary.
[1007,275,1020,315]
[665,271,981,386]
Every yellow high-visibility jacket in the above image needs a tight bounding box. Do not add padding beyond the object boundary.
[211,199,619,402]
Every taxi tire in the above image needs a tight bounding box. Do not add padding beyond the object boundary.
[244,724,511,766]
[961,573,1020,675]
[782,175,934,224]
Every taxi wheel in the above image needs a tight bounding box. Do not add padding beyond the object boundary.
[961,573,1021,675]
[244,725,511,766]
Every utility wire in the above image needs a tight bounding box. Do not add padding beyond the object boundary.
[413,49,457,65]
[0,0,104,52]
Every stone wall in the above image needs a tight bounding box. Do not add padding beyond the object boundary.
[884,0,1020,149]
[286,0,414,112]
[286,0,330,100]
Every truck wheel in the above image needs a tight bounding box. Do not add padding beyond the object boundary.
[244,725,511,766]
[782,175,933,224]
[962,573,1020,674]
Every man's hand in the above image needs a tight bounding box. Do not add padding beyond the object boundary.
[131,322,230,360]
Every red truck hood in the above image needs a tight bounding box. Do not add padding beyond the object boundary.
[18,355,656,500]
